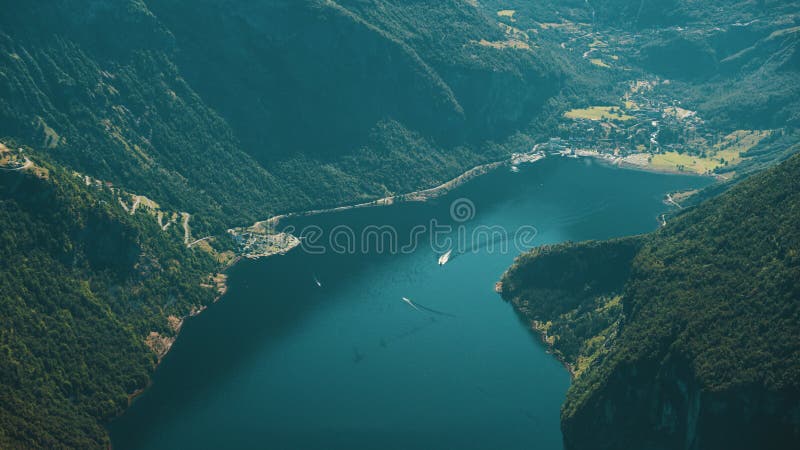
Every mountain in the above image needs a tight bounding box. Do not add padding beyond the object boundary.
[0,0,567,235]
[486,0,800,129]
[501,153,800,449]
[0,1,572,446]
[0,148,221,448]
[1,0,799,447]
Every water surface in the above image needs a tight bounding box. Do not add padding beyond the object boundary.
[111,158,711,449]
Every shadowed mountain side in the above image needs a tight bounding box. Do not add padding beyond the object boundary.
[0,0,566,235]
[147,0,563,162]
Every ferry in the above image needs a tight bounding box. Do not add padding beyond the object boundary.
[438,249,453,266]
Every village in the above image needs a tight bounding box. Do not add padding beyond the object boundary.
[227,223,300,260]
[545,78,770,176]
[517,14,773,176]
[557,79,708,154]
[0,143,30,171]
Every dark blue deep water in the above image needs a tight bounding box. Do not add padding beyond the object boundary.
[110,157,711,449]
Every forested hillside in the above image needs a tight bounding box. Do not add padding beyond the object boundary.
[0,149,219,447]
[0,0,571,235]
[0,1,574,446]
[0,0,798,447]
[0,1,297,234]
[484,0,800,130]
[501,154,800,449]
[3,0,794,232]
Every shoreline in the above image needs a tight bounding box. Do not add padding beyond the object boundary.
[492,153,718,382]
[126,147,717,408]
[117,151,542,428]
[117,146,722,440]
[248,156,525,231]
[497,282,577,379]
[222,159,510,259]
[199,147,717,345]
[122,152,539,408]
[571,149,722,179]
[234,146,717,246]
[224,151,546,260]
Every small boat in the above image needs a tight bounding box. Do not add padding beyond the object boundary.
[438,249,452,266]
[313,275,322,287]
[510,165,520,173]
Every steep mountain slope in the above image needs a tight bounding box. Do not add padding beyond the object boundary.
[0,148,220,448]
[0,0,798,447]
[0,1,297,233]
[0,0,567,235]
[485,0,800,130]
[501,154,800,449]
[609,0,800,129]
[146,0,566,204]
[0,1,572,446]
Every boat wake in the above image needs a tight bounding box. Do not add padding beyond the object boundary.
[401,297,456,318]
[401,296,421,312]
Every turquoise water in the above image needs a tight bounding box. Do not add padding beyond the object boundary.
[110,157,711,449]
